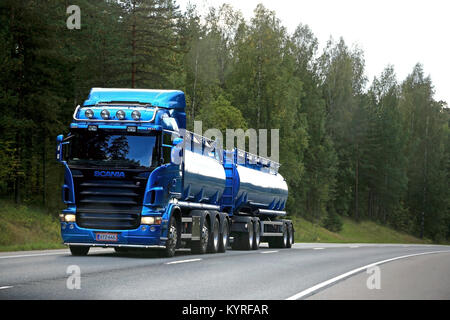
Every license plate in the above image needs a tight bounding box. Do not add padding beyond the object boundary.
[95,233,118,242]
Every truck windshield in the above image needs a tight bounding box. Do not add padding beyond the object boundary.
[67,130,159,169]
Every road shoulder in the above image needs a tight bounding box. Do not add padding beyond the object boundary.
[308,252,450,300]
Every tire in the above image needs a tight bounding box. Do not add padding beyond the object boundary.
[163,215,178,257]
[191,219,209,254]
[281,223,289,248]
[286,223,294,248]
[218,218,229,253]
[268,223,288,249]
[232,220,253,250]
[69,245,90,256]
[208,218,220,253]
[252,219,260,250]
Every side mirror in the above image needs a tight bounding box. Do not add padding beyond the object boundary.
[172,137,183,146]
[56,134,64,162]
[170,138,183,165]
[161,111,179,132]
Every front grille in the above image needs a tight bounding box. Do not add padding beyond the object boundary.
[73,170,148,230]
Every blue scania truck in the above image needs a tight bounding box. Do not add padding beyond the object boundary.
[56,88,293,257]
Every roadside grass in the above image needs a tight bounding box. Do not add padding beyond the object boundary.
[288,215,432,244]
[0,200,65,252]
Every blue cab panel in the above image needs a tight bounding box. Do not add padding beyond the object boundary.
[83,88,186,110]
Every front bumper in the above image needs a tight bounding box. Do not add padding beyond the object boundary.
[64,242,166,249]
[61,221,167,247]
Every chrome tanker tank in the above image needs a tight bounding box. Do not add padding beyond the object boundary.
[225,149,288,213]
[182,143,226,205]
[235,163,288,211]
[179,133,288,212]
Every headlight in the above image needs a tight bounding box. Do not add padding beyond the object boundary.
[85,109,94,119]
[116,110,125,120]
[64,214,76,223]
[100,109,110,120]
[141,217,155,225]
[141,216,162,225]
[131,110,141,120]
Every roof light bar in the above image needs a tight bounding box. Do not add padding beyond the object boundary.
[72,105,159,123]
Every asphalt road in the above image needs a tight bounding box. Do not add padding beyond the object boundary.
[0,243,449,299]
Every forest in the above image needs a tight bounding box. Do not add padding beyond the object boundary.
[0,0,448,241]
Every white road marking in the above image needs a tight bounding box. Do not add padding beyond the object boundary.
[166,258,202,265]
[261,250,279,254]
[313,248,325,250]
[0,252,68,259]
[0,286,13,290]
[0,248,107,260]
[285,250,450,300]
[349,246,359,248]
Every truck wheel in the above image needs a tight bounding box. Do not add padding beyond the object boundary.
[245,220,254,250]
[69,245,90,256]
[208,217,220,253]
[252,220,260,250]
[218,218,229,253]
[232,220,254,250]
[282,223,289,248]
[268,223,288,248]
[191,221,209,254]
[286,223,294,248]
[163,215,178,257]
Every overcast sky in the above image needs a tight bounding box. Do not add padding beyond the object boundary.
[177,0,449,104]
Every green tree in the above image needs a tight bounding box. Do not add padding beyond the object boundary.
[122,0,183,88]
[228,4,308,215]
[0,0,72,206]
[399,64,449,240]
[291,24,337,222]
[365,66,408,228]
[318,38,367,219]
[197,94,247,133]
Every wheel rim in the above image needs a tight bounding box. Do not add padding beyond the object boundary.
[248,223,254,248]
[213,220,219,249]
[222,221,229,247]
[255,223,260,245]
[289,226,293,244]
[168,224,177,251]
[202,225,209,250]
[283,226,288,247]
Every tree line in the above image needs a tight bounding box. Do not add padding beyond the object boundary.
[0,1,448,241]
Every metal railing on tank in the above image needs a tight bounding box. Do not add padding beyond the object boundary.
[177,130,281,175]
[234,148,280,175]
[180,130,223,163]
